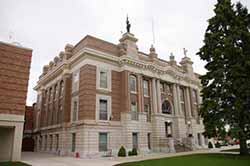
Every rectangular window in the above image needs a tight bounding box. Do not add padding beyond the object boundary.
[72,133,76,152]
[132,133,138,149]
[130,75,137,93]
[144,104,149,113]
[72,100,78,122]
[147,133,151,150]
[99,133,108,152]
[131,101,138,120]
[143,80,149,96]
[99,99,108,120]
[100,71,108,89]
[165,122,169,137]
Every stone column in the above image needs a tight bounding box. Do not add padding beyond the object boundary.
[201,134,206,147]
[172,84,179,116]
[185,87,192,118]
[11,122,24,161]
[152,78,158,114]
[176,85,183,116]
[137,74,142,112]
[156,80,162,113]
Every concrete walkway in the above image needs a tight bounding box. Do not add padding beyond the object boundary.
[22,146,239,166]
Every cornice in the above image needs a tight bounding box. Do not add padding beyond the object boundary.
[35,47,201,90]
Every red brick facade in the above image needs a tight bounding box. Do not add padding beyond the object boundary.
[0,42,32,115]
[24,106,34,131]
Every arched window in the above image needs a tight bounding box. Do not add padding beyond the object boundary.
[162,100,171,114]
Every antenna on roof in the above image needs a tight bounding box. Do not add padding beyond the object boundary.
[151,18,156,46]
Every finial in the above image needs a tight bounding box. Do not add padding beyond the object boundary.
[126,15,131,33]
[183,48,188,57]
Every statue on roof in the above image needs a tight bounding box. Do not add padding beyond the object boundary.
[126,15,131,33]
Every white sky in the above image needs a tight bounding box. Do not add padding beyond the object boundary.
[1,0,249,106]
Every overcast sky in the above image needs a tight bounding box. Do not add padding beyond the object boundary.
[1,0,249,106]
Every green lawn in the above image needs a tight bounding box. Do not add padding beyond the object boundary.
[116,154,250,166]
[221,148,250,153]
[0,162,31,166]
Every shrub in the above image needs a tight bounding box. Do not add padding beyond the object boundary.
[215,142,221,148]
[128,148,138,156]
[208,142,213,148]
[131,148,138,155]
[118,146,126,157]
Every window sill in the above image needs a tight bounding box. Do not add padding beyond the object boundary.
[97,87,111,93]
[130,91,137,95]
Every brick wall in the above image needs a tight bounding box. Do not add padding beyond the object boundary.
[111,71,121,121]
[78,64,96,120]
[0,42,32,115]
[24,106,33,131]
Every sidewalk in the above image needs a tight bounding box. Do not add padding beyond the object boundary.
[22,146,239,166]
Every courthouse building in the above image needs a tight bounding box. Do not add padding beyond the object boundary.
[0,42,32,161]
[33,30,206,157]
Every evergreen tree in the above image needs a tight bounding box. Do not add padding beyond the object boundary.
[197,0,250,155]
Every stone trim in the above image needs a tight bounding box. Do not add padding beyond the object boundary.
[0,114,24,122]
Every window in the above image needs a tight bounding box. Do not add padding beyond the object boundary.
[72,133,76,152]
[132,133,138,149]
[100,71,108,89]
[162,100,171,114]
[143,80,149,96]
[131,101,137,112]
[97,68,111,91]
[99,99,108,120]
[147,133,151,150]
[144,104,149,113]
[130,75,137,93]
[72,71,79,92]
[71,99,78,122]
[99,133,108,152]
[131,101,138,120]
[165,122,172,137]
[96,95,111,121]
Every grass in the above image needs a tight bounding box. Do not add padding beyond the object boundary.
[0,162,31,166]
[221,148,250,153]
[116,154,250,166]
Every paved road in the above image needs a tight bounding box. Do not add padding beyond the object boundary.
[22,146,239,166]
